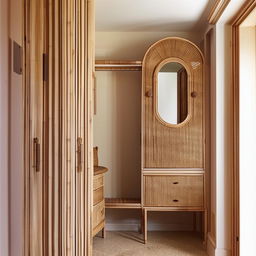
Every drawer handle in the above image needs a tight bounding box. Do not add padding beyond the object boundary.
[77,137,83,172]
[173,199,179,203]
[173,182,179,185]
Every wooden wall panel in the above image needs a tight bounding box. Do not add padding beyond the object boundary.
[142,38,204,168]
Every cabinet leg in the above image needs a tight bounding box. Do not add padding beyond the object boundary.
[143,209,147,244]
[203,210,207,245]
[102,228,106,238]
[140,209,143,234]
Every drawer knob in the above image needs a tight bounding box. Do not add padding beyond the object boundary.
[173,182,179,185]
[145,90,153,97]
[173,199,179,202]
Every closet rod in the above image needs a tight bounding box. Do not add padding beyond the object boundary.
[95,60,142,71]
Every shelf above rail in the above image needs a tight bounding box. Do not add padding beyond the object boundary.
[95,60,142,71]
[105,198,142,209]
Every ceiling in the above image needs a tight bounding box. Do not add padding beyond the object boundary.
[96,0,214,32]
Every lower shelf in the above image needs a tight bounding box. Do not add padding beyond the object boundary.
[105,198,142,209]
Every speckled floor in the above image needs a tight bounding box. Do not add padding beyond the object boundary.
[93,231,207,256]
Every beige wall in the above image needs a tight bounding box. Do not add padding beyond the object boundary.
[0,0,10,254]
[94,71,141,199]
[94,31,202,231]
[9,0,23,255]
[96,31,201,60]
[203,27,217,251]
[0,0,23,255]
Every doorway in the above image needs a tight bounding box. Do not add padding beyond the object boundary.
[232,2,256,255]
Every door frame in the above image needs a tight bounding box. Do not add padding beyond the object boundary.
[231,1,256,255]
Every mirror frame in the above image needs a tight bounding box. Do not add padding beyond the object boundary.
[154,57,192,128]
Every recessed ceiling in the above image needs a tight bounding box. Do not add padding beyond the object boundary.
[96,0,214,32]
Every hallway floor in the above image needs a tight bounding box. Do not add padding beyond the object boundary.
[93,231,207,256]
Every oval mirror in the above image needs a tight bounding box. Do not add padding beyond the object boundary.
[157,62,188,125]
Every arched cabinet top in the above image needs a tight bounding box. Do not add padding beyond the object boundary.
[142,37,204,68]
[142,37,205,168]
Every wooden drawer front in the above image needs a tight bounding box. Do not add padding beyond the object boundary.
[93,174,103,191]
[93,200,105,229]
[144,175,204,207]
[93,186,104,206]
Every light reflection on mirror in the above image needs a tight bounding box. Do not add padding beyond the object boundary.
[157,62,188,125]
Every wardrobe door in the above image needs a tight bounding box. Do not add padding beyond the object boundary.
[75,0,95,255]
[24,0,45,254]
[24,0,94,255]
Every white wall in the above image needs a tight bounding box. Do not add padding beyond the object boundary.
[0,0,10,255]
[9,0,23,254]
[215,22,233,255]
[239,26,256,256]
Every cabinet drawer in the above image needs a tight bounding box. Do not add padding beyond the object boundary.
[93,200,105,229]
[144,175,204,207]
[93,174,103,191]
[93,186,104,206]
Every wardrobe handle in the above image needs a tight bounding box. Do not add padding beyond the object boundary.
[173,199,179,203]
[77,137,83,172]
[173,182,179,185]
[33,138,40,172]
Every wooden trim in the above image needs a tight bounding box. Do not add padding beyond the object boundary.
[207,233,216,256]
[144,207,205,212]
[95,60,142,71]
[208,0,231,24]
[23,0,29,254]
[230,0,256,25]
[142,168,204,172]
[232,24,240,256]
[105,198,142,209]
[142,170,204,175]
[231,1,256,256]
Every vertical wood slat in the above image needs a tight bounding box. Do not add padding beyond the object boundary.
[25,0,45,255]
[23,0,30,254]
[87,0,95,254]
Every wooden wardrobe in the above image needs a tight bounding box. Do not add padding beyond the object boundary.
[141,37,206,243]
[23,0,94,255]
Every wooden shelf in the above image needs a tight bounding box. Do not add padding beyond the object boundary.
[95,60,142,71]
[105,198,142,209]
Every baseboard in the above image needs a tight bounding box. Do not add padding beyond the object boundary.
[207,234,232,256]
[215,248,231,256]
[207,233,216,256]
[106,223,194,232]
